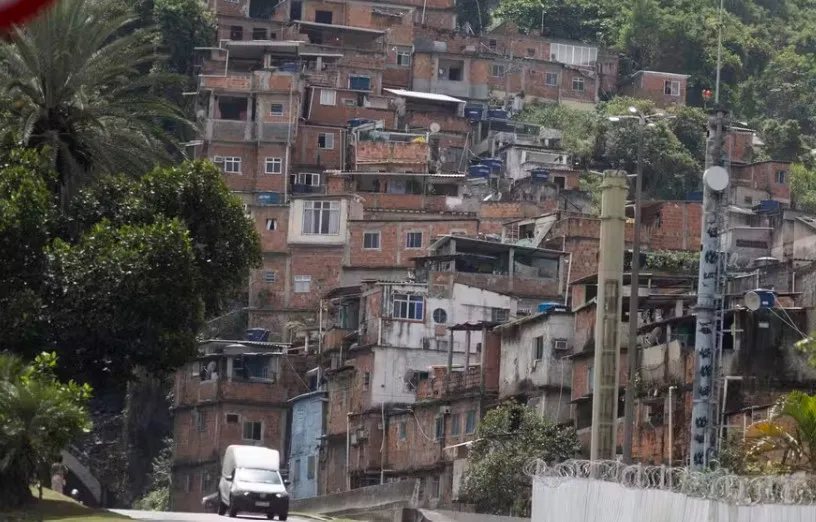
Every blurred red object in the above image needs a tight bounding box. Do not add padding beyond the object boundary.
[0,0,57,29]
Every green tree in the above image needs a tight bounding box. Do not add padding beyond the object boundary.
[461,401,580,516]
[746,391,816,473]
[132,437,172,511]
[790,163,816,213]
[0,0,191,203]
[758,119,808,162]
[0,352,92,510]
[47,218,204,383]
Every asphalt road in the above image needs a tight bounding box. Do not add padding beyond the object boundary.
[113,510,311,522]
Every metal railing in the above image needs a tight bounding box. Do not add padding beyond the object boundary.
[525,459,816,505]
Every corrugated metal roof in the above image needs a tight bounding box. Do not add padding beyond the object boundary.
[383,88,466,104]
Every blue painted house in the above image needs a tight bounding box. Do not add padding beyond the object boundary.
[288,388,325,499]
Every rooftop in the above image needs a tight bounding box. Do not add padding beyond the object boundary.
[427,234,567,259]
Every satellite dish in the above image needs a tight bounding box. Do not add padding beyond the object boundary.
[704,166,729,192]
[429,122,441,133]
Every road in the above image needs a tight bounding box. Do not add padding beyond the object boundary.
[113,510,313,522]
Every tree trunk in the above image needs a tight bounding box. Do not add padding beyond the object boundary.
[0,467,34,511]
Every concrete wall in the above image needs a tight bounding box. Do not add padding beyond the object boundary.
[498,313,574,399]
[532,476,816,522]
[291,478,419,515]
[290,391,325,499]
[371,346,465,405]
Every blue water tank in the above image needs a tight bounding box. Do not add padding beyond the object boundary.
[482,158,504,171]
[245,328,271,342]
[257,192,282,205]
[537,302,560,313]
[468,164,491,178]
[686,191,703,201]
[281,62,299,73]
[757,199,781,213]
[530,168,550,182]
[487,109,510,120]
[464,107,484,121]
[347,118,375,128]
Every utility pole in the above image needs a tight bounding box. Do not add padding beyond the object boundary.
[689,108,728,470]
[621,118,644,464]
[590,171,627,462]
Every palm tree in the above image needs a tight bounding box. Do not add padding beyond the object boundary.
[0,0,193,204]
[746,391,816,473]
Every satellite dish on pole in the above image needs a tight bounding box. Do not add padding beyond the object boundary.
[704,166,729,192]
[0,0,58,29]
[744,289,775,311]
[429,122,441,134]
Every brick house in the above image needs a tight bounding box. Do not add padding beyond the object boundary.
[619,71,690,108]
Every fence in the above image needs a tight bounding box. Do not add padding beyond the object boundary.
[527,459,816,522]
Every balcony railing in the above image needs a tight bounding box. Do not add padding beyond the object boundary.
[290,184,326,194]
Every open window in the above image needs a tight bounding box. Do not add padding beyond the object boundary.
[315,10,333,23]
[217,96,248,121]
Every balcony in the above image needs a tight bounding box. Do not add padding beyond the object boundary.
[199,70,298,93]
[290,183,326,195]
[640,339,686,383]
[353,140,429,168]
[208,119,251,142]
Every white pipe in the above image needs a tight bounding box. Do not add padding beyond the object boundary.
[668,386,676,470]
[380,401,385,484]
[421,0,427,24]
[564,252,573,305]
[346,412,352,491]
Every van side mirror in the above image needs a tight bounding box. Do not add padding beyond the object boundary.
[284,479,291,486]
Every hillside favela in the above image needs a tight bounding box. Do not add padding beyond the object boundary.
[4,1,816,522]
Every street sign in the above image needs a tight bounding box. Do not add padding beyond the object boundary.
[0,0,56,29]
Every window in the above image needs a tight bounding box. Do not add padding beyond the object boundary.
[307,455,316,479]
[465,410,476,434]
[223,157,242,174]
[294,275,312,293]
[265,219,278,231]
[744,195,753,205]
[292,172,320,186]
[320,89,336,105]
[491,307,509,322]
[550,43,598,66]
[348,75,371,90]
[776,170,787,184]
[363,231,381,249]
[432,308,447,324]
[397,52,411,67]
[664,80,680,96]
[406,231,423,249]
[399,421,407,441]
[302,200,340,235]
[488,39,497,50]
[264,270,277,282]
[270,103,284,115]
[243,421,263,441]
[315,9,333,23]
[265,157,283,174]
[491,64,505,77]
[196,410,207,432]
[230,25,243,40]
[393,294,424,320]
[363,372,370,390]
[318,133,334,149]
[343,98,357,107]
[252,27,267,40]
[184,475,192,493]
[587,365,594,393]
[526,48,535,57]
[430,476,440,499]
[545,72,558,86]
[226,413,240,424]
[292,460,300,483]
[434,416,444,440]
[572,77,585,92]
[534,336,544,361]
[450,413,461,436]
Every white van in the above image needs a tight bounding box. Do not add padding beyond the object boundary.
[218,445,290,519]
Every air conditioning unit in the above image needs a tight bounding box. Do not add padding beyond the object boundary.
[212,156,225,163]
[356,428,368,441]
[350,433,358,445]
[553,339,569,351]
[439,406,451,415]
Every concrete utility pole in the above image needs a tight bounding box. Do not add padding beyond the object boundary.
[689,108,728,470]
[590,171,627,462]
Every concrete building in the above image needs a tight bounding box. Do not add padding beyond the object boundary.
[289,380,325,500]
[494,305,573,424]
[170,339,313,511]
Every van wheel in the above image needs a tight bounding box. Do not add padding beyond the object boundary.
[267,515,275,520]
[217,499,227,516]
[279,513,288,521]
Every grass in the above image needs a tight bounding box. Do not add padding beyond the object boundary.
[0,488,130,522]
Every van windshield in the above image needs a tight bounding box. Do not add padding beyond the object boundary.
[236,468,283,484]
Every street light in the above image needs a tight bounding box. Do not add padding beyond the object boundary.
[607,107,674,464]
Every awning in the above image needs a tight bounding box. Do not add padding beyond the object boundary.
[295,20,386,34]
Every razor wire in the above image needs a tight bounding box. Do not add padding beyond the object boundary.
[524,459,816,505]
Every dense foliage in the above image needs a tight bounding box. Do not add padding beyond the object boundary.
[744,391,816,473]
[132,437,172,511]
[0,352,92,510]
[461,401,581,516]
